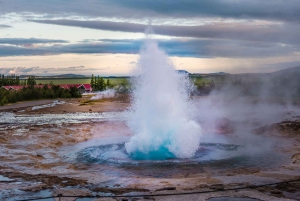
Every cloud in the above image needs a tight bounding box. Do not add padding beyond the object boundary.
[0,38,68,45]
[109,0,300,22]
[0,39,208,57]
[0,24,11,29]
[0,66,105,75]
[67,66,85,69]
[0,38,299,59]
[0,66,40,75]
[0,45,46,56]
[30,20,300,45]
[2,0,300,22]
[30,20,146,34]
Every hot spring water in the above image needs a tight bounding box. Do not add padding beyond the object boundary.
[125,37,201,160]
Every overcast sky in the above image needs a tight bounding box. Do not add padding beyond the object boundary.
[1,0,300,75]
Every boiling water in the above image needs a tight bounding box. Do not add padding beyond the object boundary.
[125,36,201,160]
[67,138,282,178]
[76,142,241,165]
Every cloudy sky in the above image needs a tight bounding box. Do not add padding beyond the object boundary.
[1,0,300,76]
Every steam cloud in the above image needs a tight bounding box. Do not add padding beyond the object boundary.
[125,36,201,159]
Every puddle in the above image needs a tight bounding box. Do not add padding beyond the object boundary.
[1,189,53,201]
[0,175,14,182]
[32,100,65,110]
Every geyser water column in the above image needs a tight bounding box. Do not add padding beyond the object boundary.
[125,35,201,160]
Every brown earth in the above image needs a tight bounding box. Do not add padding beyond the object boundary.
[0,96,300,200]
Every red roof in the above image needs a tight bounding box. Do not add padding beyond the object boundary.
[11,86,24,90]
[59,84,70,89]
[2,86,24,90]
[59,84,83,88]
[2,86,11,90]
[59,84,92,91]
[82,84,92,91]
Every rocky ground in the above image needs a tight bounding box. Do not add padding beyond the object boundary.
[0,95,300,200]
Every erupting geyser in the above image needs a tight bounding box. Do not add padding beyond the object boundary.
[125,34,201,160]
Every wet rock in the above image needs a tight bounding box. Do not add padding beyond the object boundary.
[255,121,300,136]
[54,141,63,146]
[53,189,92,201]
[155,187,176,191]
[142,196,155,200]
[291,153,300,164]
[209,184,225,191]
[20,183,47,192]
[94,198,116,201]
[207,197,260,201]
[92,187,149,195]
[2,171,87,187]
[0,175,15,182]
[89,108,92,112]
[256,180,300,199]
[65,129,72,135]
[270,189,282,194]
[36,153,44,158]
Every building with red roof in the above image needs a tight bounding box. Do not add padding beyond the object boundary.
[1,84,92,93]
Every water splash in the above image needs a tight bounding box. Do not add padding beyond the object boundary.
[125,35,201,160]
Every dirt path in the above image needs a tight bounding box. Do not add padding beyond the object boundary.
[0,99,54,112]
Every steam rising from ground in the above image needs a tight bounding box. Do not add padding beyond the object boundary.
[125,37,201,159]
[193,89,300,159]
[90,89,116,100]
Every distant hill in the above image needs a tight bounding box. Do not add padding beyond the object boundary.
[55,74,88,78]
[191,72,230,77]
[20,74,89,79]
[209,72,230,75]
[176,70,190,74]
[268,66,300,97]
[209,66,300,98]
[271,66,300,76]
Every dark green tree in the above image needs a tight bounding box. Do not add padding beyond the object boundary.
[90,74,95,89]
[106,79,110,88]
[99,77,106,91]
[27,76,36,88]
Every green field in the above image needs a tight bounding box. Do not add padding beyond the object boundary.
[35,76,211,87]
[36,78,129,86]
[190,76,212,86]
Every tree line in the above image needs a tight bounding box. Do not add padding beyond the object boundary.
[90,74,111,91]
[0,74,22,86]
[0,76,81,106]
[0,74,36,87]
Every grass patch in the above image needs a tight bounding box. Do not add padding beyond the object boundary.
[190,76,212,86]
[79,99,95,106]
[36,78,130,86]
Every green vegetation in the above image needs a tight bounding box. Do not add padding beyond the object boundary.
[90,74,107,91]
[36,77,129,86]
[26,76,37,86]
[0,84,81,106]
[0,73,222,106]
[190,76,212,86]
[0,74,25,87]
[0,75,81,106]
[0,74,131,106]
[0,74,38,87]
